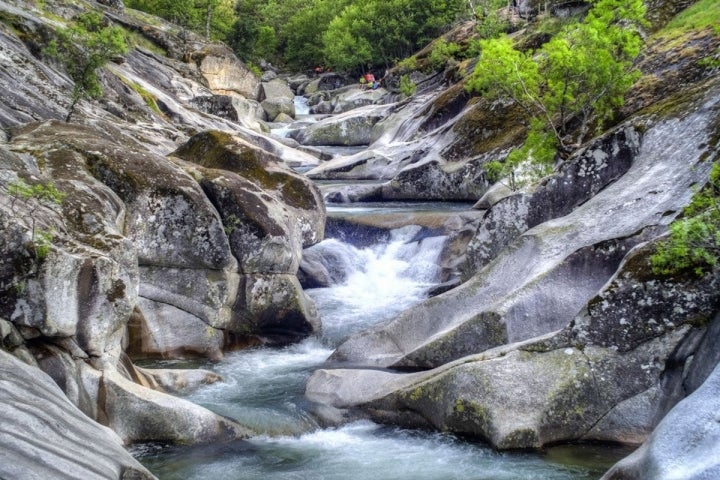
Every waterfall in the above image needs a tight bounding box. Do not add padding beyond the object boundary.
[294,95,310,116]
[305,226,446,345]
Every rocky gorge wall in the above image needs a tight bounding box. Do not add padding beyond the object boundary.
[0,0,329,476]
[295,4,720,478]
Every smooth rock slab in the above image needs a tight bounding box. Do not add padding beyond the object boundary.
[0,350,155,480]
[102,369,253,444]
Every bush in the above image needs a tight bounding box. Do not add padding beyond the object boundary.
[399,74,417,96]
[45,12,128,121]
[652,162,720,276]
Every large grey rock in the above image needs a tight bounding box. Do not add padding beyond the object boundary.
[172,130,325,268]
[191,44,260,100]
[0,350,156,480]
[291,104,392,146]
[172,130,325,344]
[309,85,389,114]
[602,362,720,480]
[380,155,491,201]
[466,126,640,272]
[190,94,267,131]
[102,369,253,444]
[259,79,296,121]
[260,78,294,103]
[261,97,296,122]
[129,298,225,360]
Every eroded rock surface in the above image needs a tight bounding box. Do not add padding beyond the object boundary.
[0,350,156,480]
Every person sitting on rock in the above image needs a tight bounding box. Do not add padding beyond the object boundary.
[364,72,375,88]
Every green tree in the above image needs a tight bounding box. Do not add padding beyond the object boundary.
[652,162,720,276]
[322,4,374,71]
[322,0,467,72]
[468,0,645,186]
[46,12,128,122]
[126,0,236,41]
[284,0,349,68]
[7,179,65,259]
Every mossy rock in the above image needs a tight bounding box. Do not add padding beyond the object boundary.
[442,97,526,162]
[173,130,320,212]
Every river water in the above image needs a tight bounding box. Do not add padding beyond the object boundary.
[133,202,631,479]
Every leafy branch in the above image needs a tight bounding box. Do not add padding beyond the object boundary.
[468,0,646,189]
[7,179,65,259]
[45,12,128,122]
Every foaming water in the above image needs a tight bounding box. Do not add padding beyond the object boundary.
[183,338,332,435]
[294,95,310,116]
[306,226,446,344]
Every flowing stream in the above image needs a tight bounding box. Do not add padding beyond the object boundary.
[133,203,631,479]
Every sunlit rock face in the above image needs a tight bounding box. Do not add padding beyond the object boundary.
[191,44,261,100]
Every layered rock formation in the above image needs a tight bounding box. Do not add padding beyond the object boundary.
[0,350,156,480]
[0,0,326,474]
[307,77,720,448]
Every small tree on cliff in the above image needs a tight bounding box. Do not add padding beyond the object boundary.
[46,12,128,122]
[467,0,646,186]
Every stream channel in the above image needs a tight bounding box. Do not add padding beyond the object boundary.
[132,97,633,479]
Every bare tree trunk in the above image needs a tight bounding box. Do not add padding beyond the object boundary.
[467,0,477,18]
[205,2,212,39]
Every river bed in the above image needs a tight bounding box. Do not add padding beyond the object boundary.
[132,203,632,479]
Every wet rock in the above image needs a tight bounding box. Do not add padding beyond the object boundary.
[102,369,253,444]
[298,239,366,288]
[381,156,491,201]
[0,350,156,480]
[308,219,720,448]
[233,274,321,345]
[128,299,225,360]
[134,367,222,394]
[330,86,717,369]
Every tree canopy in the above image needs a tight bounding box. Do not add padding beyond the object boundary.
[127,0,469,71]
